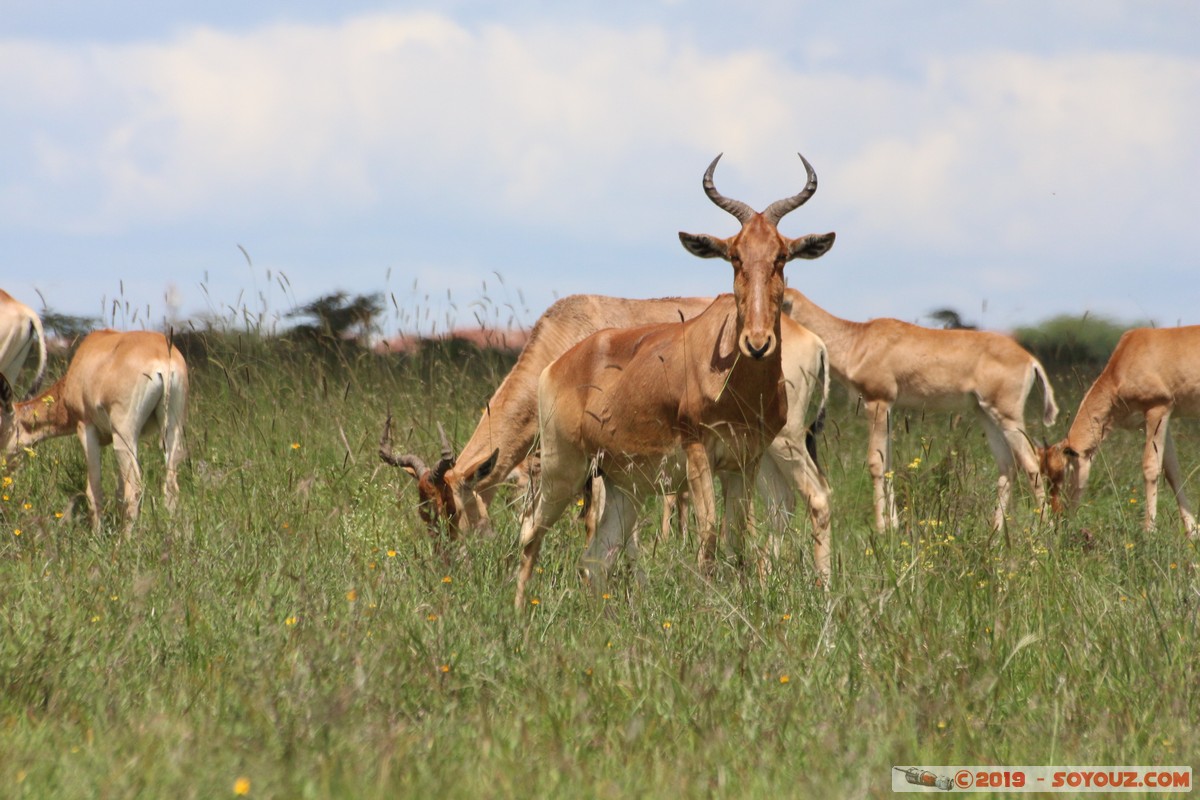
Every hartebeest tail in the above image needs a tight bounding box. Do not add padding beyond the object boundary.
[0,289,48,399]
[1040,325,1200,536]
[514,153,835,607]
[0,329,188,531]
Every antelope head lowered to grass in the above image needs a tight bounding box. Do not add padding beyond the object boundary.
[514,152,835,607]
[379,415,459,539]
[0,329,188,532]
[1039,325,1200,536]
[0,289,48,399]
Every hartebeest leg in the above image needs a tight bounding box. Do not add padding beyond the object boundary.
[686,443,720,568]
[864,399,897,532]
[161,382,186,514]
[580,483,643,595]
[718,469,753,570]
[1159,429,1199,536]
[979,412,1018,530]
[1141,407,1173,532]
[78,423,105,531]
[759,436,832,587]
[514,445,587,609]
[111,430,143,531]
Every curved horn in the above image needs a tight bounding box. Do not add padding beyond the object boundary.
[436,422,455,464]
[702,153,755,224]
[761,152,818,225]
[379,412,430,476]
[431,422,457,485]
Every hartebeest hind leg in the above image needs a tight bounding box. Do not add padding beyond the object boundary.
[865,399,898,532]
[111,432,144,530]
[515,445,588,609]
[1157,427,1199,536]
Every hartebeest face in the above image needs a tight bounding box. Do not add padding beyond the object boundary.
[678,153,836,360]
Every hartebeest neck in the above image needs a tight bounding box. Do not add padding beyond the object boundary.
[1063,380,1118,459]
[13,379,74,446]
[782,291,861,372]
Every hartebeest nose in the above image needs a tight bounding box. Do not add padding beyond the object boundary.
[741,333,776,360]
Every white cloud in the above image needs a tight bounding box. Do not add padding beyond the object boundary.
[1,8,1198,327]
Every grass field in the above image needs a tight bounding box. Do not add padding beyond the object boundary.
[0,331,1196,798]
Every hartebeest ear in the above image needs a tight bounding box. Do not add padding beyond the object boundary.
[467,448,501,486]
[0,374,12,415]
[787,232,836,261]
[678,232,731,260]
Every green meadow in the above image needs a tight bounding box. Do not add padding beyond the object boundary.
[0,325,1195,798]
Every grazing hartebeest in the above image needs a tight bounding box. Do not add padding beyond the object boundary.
[0,290,48,399]
[1039,326,1200,536]
[783,290,1059,532]
[0,330,188,531]
[513,153,836,607]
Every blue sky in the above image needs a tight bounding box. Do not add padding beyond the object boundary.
[3,1,1198,335]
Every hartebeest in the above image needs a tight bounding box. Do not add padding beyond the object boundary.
[381,291,832,556]
[513,153,835,607]
[1040,326,1200,536]
[783,291,1059,532]
[0,329,188,531]
[0,289,47,399]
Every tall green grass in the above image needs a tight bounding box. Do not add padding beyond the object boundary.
[0,332,1195,798]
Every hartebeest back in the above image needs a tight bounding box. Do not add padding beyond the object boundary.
[1040,325,1200,536]
[514,153,835,607]
[0,329,188,531]
[783,290,1058,531]
[0,289,48,399]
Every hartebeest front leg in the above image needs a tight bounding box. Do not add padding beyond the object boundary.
[686,442,720,568]
[78,423,105,531]
[759,436,832,586]
[1141,407,1173,532]
[865,399,898,532]
[579,483,645,596]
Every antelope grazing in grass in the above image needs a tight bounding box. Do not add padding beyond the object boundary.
[784,291,1059,532]
[513,153,835,607]
[1039,326,1200,536]
[0,330,188,531]
[0,290,48,399]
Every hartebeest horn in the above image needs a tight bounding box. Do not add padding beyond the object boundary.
[702,154,755,224]
[431,422,457,485]
[379,412,429,477]
[761,152,818,225]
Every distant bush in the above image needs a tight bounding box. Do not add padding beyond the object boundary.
[1013,314,1143,376]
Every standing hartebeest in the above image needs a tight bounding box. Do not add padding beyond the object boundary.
[0,329,188,531]
[513,153,836,607]
[0,289,48,399]
[1039,326,1200,536]
[783,290,1059,532]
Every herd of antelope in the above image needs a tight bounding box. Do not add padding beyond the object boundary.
[1,154,1198,606]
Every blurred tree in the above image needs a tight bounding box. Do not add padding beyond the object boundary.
[928,308,977,330]
[286,291,384,346]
